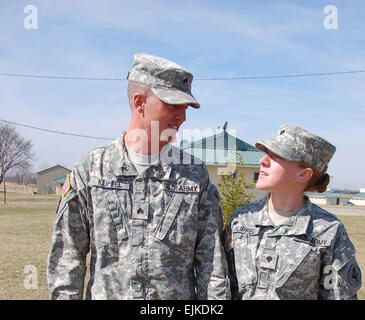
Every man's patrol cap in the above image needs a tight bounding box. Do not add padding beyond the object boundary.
[255,124,336,173]
[127,53,200,108]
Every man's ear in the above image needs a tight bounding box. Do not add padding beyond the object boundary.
[297,167,313,183]
[133,93,146,114]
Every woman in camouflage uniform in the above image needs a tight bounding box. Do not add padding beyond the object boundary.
[224,124,362,299]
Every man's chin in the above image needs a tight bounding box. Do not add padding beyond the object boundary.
[160,128,178,144]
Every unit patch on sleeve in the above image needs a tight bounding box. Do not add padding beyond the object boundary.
[348,263,362,287]
[62,174,71,197]
[223,226,231,248]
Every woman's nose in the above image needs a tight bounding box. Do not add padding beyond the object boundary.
[260,153,270,167]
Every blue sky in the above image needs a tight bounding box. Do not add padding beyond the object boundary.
[1,0,364,190]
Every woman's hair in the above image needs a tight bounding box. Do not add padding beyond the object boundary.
[298,162,330,193]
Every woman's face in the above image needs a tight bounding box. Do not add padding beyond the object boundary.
[256,150,304,193]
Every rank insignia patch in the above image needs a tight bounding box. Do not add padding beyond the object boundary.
[62,174,71,197]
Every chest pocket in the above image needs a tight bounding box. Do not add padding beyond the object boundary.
[233,232,257,288]
[91,183,130,247]
[154,192,198,255]
[106,191,129,242]
[90,184,131,268]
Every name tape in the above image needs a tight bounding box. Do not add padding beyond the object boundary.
[92,178,130,190]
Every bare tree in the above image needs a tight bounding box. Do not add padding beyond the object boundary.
[8,165,37,185]
[0,123,33,203]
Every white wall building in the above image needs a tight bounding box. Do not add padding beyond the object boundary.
[350,188,365,206]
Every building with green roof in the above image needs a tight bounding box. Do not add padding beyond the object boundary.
[53,175,68,196]
[305,189,353,205]
[350,189,365,205]
[305,188,365,206]
[182,129,266,200]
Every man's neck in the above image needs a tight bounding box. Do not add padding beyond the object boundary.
[125,128,166,155]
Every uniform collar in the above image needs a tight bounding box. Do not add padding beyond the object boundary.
[254,194,312,236]
[109,133,138,177]
[286,196,312,236]
[247,196,275,232]
[254,197,276,227]
[111,132,172,181]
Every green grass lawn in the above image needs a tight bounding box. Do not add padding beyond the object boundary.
[0,192,364,300]
[0,193,58,300]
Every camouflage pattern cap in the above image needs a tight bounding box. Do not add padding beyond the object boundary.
[127,53,200,108]
[255,124,336,173]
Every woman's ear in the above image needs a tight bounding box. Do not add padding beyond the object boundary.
[297,167,313,183]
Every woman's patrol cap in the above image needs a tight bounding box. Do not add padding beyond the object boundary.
[255,124,336,173]
[127,53,200,108]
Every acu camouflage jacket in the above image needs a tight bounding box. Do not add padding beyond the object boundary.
[47,135,230,300]
[224,196,362,300]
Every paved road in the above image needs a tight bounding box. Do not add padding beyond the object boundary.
[319,205,365,217]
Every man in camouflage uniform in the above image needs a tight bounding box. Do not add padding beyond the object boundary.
[224,124,362,299]
[47,53,230,300]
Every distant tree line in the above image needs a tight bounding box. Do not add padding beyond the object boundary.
[5,170,37,185]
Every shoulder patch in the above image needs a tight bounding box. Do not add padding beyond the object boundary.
[62,174,71,197]
[223,226,231,248]
[348,263,362,287]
